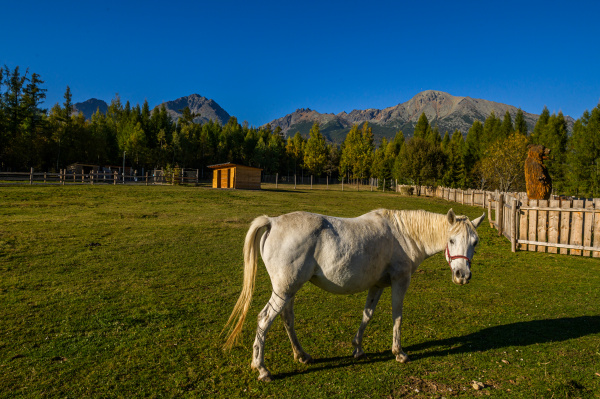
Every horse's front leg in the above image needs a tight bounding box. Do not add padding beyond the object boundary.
[251,291,290,381]
[352,286,383,359]
[390,273,411,363]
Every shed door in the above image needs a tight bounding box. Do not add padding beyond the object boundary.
[221,169,230,188]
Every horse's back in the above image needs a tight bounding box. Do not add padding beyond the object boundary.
[261,211,395,294]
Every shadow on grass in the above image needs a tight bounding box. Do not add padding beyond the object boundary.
[407,315,600,360]
[273,316,600,380]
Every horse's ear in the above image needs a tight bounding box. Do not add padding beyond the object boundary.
[447,209,456,225]
[471,213,485,229]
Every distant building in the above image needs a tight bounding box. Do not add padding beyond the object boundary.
[207,163,262,190]
[67,163,100,174]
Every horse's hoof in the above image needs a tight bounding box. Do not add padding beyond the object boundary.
[395,353,409,363]
[353,348,366,359]
[258,372,273,382]
[296,353,313,364]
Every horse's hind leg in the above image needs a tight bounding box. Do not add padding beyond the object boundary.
[251,291,290,382]
[352,286,383,359]
[281,297,312,364]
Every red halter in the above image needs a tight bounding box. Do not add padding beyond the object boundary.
[445,244,472,268]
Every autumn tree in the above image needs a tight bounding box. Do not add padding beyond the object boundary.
[479,132,528,192]
[286,131,305,175]
[303,122,327,176]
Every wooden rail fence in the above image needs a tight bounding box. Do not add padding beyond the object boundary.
[0,168,202,186]
[405,185,600,257]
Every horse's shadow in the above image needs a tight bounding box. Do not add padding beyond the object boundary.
[274,316,600,379]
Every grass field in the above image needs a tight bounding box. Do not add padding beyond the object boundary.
[1,184,599,398]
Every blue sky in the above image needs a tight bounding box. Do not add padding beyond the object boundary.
[2,0,599,126]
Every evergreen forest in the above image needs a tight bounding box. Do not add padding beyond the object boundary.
[2,66,600,197]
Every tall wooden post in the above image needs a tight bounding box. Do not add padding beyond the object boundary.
[294,174,297,189]
[29,168,34,185]
[311,175,313,189]
[497,193,504,237]
[487,195,493,227]
[510,198,518,252]
[342,177,344,191]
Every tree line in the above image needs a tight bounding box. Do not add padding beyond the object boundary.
[1,66,599,197]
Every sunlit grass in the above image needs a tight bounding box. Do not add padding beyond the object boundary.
[1,185,599,398]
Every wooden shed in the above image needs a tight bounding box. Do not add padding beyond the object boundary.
[207,163,262,190]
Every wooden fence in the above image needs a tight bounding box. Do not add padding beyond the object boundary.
[0,168,202,186]
[407,185,600,257]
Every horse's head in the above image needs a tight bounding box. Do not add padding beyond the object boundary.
[444,209,484,285]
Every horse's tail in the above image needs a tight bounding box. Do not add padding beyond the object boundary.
[222,215,271,350]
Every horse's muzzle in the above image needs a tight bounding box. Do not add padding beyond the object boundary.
[453,269,471,285]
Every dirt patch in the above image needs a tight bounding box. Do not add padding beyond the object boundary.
[389,376,495,398]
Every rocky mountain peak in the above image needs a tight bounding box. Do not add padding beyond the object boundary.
[156,94,231,125]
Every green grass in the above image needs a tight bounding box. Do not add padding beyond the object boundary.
[1,185,599,398]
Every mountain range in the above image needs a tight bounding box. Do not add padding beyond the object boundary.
[265,90,573,143]
[74,90,573,144]
[72,94,231,125]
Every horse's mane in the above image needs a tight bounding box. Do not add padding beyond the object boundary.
[377,209,472,254]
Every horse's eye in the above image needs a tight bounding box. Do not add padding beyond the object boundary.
[449,239,455,245]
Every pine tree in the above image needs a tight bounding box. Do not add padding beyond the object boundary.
[465,120,484,182]
[441,131,451,152]
[501,110,514,138]
[413,113,430,139]
[531,106,550,141]
[426,124,442,146]
[567,107,600,196]
[482,111,502,147]
[514,108,527,135]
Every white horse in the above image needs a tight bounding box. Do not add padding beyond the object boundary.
[223,208,485,381]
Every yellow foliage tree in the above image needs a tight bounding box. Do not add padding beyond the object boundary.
[479,132,528,192]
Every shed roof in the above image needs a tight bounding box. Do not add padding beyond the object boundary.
[207,163,262,171]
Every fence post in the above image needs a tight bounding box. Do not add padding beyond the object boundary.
[29,167,34,185]
[114,171,117,185]
[497,193,504,237]
[294,174,297,189]
[276,173,278,189]
[327,175,329,189]
[342,176,344,191]
[146,172,149,186]
[511,198,518,252]
[196,169,199,184]
[383,178,385,193]
[487,195,493,227]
